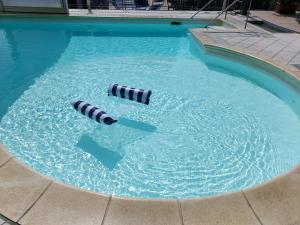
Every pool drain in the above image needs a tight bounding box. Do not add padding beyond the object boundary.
[171,21,182,25]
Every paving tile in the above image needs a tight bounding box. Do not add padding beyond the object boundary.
[273,50,299,62]
[247,40,277,52]
[251,11,300,33]
[235,37,261,48]
[0,159,51,222]
[180,192,261,225]
[0,145,13,167]
[104,197,182,225]
[19,182,110,225]
[261,44,289,58]
[292,71,300,79]
[244,165,300,225]
[290,54,300,64]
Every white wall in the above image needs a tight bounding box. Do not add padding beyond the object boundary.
[2,0,63,8]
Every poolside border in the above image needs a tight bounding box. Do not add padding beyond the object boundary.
[190,29,300,79]
[1,25,300,225]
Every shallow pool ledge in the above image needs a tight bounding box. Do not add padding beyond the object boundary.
[0,145,300,225]
[190,29,300,84]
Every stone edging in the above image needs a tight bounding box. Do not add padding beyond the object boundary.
[1,143,300,225]
[1,31,300,225]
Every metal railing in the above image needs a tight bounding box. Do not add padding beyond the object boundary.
[68,0,271,11]
[244,0,253,29]
[190,0,215,19]
[202,0,241,26]
[0,0,4,12]
[190,0,252,29]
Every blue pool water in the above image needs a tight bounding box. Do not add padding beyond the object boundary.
[1,17,300,199]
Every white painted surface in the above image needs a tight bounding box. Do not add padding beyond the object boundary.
[2,0,62,8]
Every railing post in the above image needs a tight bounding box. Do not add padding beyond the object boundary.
[190,0,215,19]
[61,0,69,13]
[87,0,92,13]
[0,0,4,12]
[241,0,250,15]
[222,0,227,10]
[223,0,228,19]
[244,0,253,29]
[204,0,240,27]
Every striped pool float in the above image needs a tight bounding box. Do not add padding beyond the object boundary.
[108,84,152,105]
[72,100,117,125]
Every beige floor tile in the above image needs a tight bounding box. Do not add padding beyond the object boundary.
[244,165,300,225]
[180,192,261,225]
[104,197,182,225]
[0,159,51,222]
[292,71,300,80]
[19,182,110,225]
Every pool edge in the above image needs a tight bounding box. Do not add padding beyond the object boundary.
[190,29,300,82]
[1,31,300,224]
[1,121,300,224]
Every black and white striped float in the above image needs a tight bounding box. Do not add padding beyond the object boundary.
[108,84,152,105]
[71,100,117,125]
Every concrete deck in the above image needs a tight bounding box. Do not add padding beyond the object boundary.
[251,10,300,33]
[0,11,300,225]
[1,144,300,225]
[193,13,300,74]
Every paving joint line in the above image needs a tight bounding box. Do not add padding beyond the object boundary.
[242,37,264,49]
[17,181,53,223]
[288,50,300,65]
[256,38,281,54]
[227,37,251,48]
[100,195,112,225]
[242,191,264,225]
[177,200,185,225]
[0,157,14,169]
[271,40,297,59]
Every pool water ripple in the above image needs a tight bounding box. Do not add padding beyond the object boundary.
[0,20,300,198]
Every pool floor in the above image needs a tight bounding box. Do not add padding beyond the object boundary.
[1,17,300,199]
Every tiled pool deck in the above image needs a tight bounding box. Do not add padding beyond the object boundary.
[1,10,300,225]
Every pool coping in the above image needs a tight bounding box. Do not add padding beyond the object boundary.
[1,28,300,225]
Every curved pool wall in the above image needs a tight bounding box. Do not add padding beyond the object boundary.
[0,16,300,198]
[192,39,300,114]
[0,25,71,118]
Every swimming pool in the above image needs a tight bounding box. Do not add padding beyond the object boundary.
[1,16,300,199]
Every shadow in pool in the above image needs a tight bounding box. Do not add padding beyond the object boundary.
[0,28,71,119]
[77,118,156,170]
[77,135,123,170]
[118,117,157,133]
